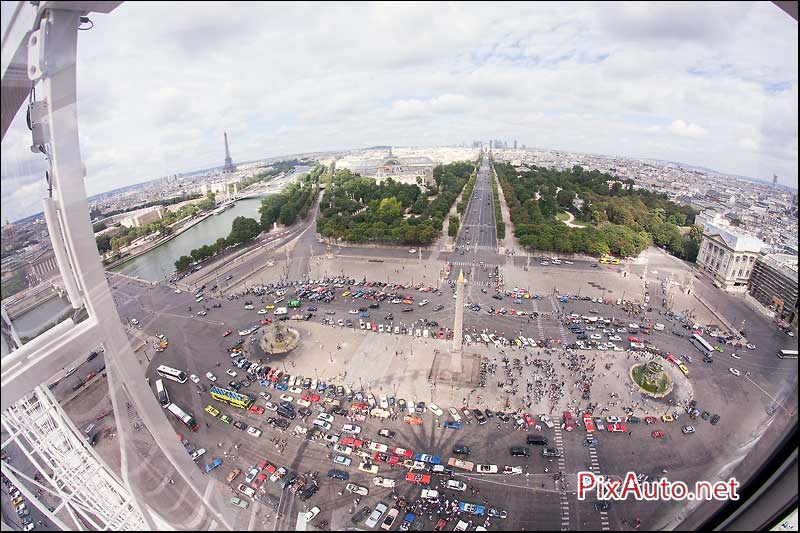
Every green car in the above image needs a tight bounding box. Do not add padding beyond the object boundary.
[714,346,723,353]
[220,414,232,424]
[701,411,711,420]
[230,497,249,509]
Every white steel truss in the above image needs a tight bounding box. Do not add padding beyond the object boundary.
[1,3,233,530]
[2,388,146,530]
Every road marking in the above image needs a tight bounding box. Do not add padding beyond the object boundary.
[744,375,791,412]
[452,473,563,493]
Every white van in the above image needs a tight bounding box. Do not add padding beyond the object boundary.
[274,307,288,316]
[654,323,665,331]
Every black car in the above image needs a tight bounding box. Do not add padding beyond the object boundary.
[492,293,503,300]
[472,409,487,424]
[327,469,349,480]
[526,435,548,446]
[484,409,494,419]
[232,420,248,431]
[402,307,413,312]
[453,444,471,455]
[298,407,312,418]
[299,483,319,501]
[332,407,348,416]
[710,414,720,425]
[496,412,510,422]
[594,502,611,511]
[86,351,99,362]
[510,447,530,457]
[277,407,296,420]
[352,505,371,524]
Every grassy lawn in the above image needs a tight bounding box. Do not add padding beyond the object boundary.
[556,212,570,221]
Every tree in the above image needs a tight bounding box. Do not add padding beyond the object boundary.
[448,215,459,237]
[175,255,192,272]
[228,216,261,245]
[96,234,112,254]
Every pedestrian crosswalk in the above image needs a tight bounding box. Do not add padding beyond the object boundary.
[532,300,545,341]
[449,261,500,269]
[586,431,610,531]
[553,425,570,531]
[549,296,569,344]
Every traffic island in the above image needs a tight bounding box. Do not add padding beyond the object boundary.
[258,324,301,356]
[629,361,673,398]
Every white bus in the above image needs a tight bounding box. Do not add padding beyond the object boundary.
[778,349,798,359]
[155,379,170,408]
[166,403,197,432]
[156,365,187,384]
[690,334,714,355]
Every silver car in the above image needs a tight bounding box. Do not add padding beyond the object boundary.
[365,502,388,528]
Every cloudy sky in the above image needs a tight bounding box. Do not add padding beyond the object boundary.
[2,1,797,222]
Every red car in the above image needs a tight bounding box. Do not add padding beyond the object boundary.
[86,371,97,381]
[608,423,627,433]
[522,413,536,427]
[260,318,272,325]
[249,405,265,415]
[392,447,413,458]
[628,336,641,343]
[342,437,364,448]
[301,392,321,403]
[223,330,232,337]
[644,416,658,425]
[405,472,431,485]
[251,472,267,490]
[651,431,665,439]
[259,460,277,474]
[374,453,400,464]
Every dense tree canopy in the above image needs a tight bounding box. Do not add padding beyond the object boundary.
[316,161,475,245]
[494,163,698,259]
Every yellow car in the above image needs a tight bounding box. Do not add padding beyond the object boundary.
[678,364,689,376]
[523,293,531,299]
[661,414,674,423]
[204,405,220,417]
[265,304,275,310]
[342,291,351,297]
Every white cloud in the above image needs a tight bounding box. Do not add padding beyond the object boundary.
[669,120,709,138]
[1,1,797,222]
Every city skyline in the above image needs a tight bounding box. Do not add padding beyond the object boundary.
[1,1,797,223]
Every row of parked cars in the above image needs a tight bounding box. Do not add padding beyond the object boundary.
[2,475,35,530]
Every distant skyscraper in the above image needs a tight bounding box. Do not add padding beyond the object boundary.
[773,174,778,188]
[223,132,236,172]
[514,140,517,150]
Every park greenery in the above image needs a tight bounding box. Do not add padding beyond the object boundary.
[98,193,216,256]
[231,158,306,192]
[494,163,701,259]
[448,215,460,237]
[259,167,321,229]
[490,167,505,240]
[316,161,474,245]
[90,192,202,220]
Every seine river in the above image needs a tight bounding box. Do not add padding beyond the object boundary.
[111,197,264,282]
